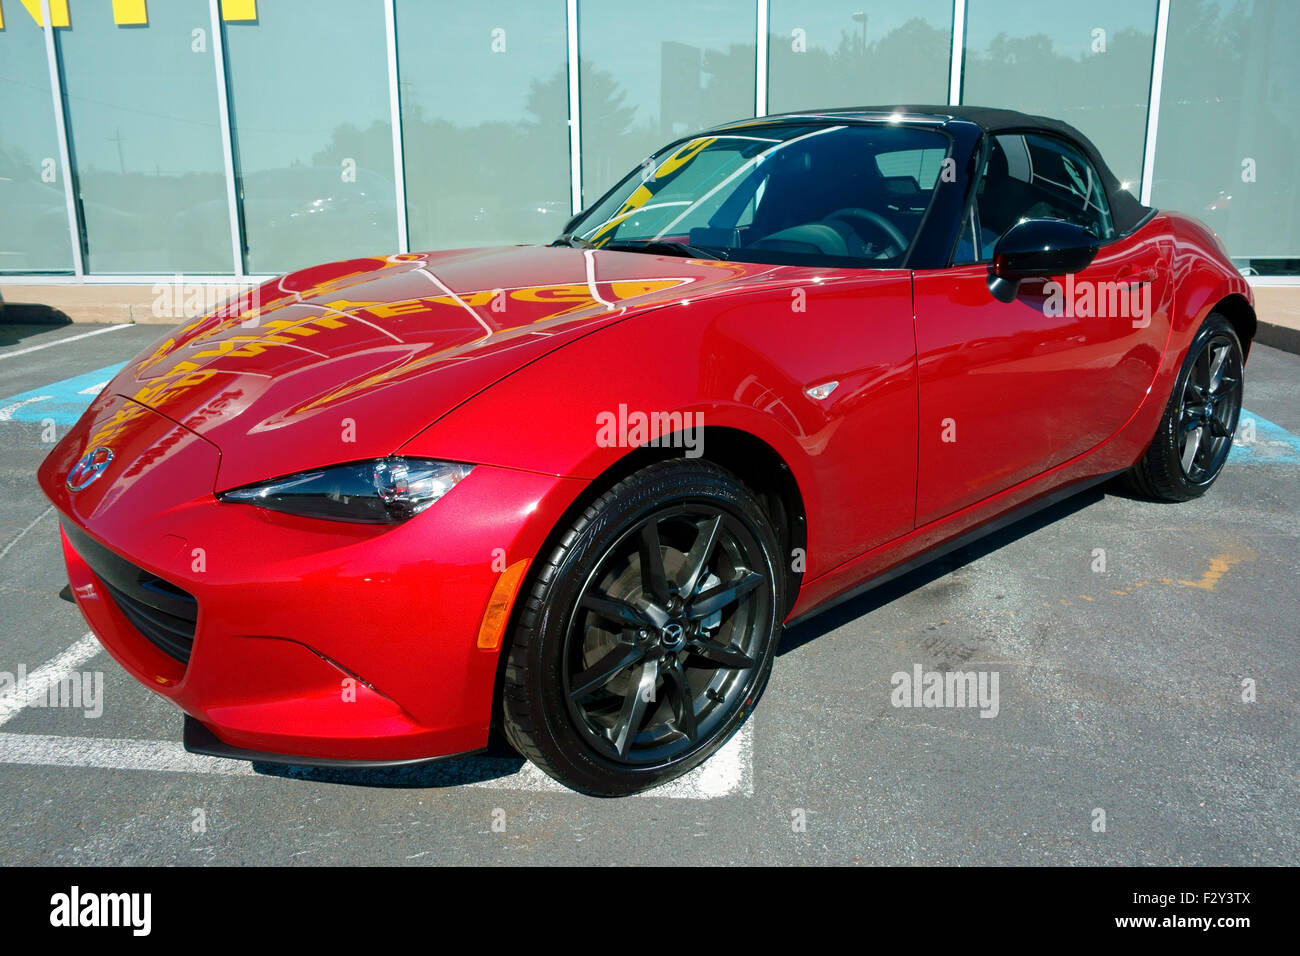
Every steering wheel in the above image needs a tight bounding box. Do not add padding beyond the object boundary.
[822,208,909,259]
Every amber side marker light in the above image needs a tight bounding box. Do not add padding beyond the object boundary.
[477,559,529,649]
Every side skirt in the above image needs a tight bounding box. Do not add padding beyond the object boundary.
[784,469,1125,629]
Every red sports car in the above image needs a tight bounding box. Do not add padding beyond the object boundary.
[39,107,1253,796]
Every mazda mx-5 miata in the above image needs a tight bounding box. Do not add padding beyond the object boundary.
[39,107,1254,796]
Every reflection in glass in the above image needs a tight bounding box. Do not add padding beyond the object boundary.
[224,0,398,275]
[60,0,231,274]
[566,123,949,268]
[962,0,1156,192]
[0,11,74,272]
[578,0,756,205]
[1153,0,1299,269]
[396,0,570,251]
[767,2,952,114]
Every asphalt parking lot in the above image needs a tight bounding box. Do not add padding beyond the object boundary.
[1,317,1296,865]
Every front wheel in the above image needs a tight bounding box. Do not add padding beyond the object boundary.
[501,459,784,796]
[1126,312,1244,501]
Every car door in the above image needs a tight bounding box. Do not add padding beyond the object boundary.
[912,132,1171,526]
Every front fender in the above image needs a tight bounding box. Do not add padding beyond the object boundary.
[401,272,920,584]
[398,297,821,514]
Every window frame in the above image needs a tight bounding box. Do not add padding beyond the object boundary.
[946,127,1134,268]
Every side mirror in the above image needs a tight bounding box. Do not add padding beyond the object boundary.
[987,219,1100,302]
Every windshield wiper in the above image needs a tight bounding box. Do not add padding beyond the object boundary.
[603,240,728,260]
[552,235,728,260]
[551,235,595,248]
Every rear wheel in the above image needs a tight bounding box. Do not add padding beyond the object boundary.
[502,459,783,796]
[1127,313,1244,501]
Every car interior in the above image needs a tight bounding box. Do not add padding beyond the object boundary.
[954,132,1116,263]
[718,129,943,262]
[573,125,950,266]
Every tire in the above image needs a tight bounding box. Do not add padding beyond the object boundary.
[1126,312,1244,501]
[501,459,784,796]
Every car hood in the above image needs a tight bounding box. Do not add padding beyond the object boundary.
[103,245,785,489]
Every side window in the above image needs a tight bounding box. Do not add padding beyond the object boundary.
[970,132,1115,262]
[952,203,986,265]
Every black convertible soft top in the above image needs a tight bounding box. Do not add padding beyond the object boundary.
[715,105,1152,236]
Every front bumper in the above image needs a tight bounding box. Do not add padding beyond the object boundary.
[39,394,584,764]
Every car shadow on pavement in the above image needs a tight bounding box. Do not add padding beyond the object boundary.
[778,485,1108,655]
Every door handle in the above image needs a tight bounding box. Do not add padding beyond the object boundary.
[1119,267,1159,284]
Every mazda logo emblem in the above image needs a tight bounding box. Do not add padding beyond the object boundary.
[66,446,114,492]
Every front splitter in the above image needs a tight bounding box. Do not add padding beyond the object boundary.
[181,716,485,770]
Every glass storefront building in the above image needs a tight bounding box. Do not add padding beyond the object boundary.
[1,0,1296,280]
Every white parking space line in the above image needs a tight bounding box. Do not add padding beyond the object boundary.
[0,633,102,727]
[0,505,53,563]
[0,732,254,776]
[0,722,753,799]
[1,621,752,799]
[468,723,752,799]
[0,324,131,361]
[0,396,52,421]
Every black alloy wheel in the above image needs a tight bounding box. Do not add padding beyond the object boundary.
[564,504,769,764]
[1175,328,1243,484]
[502,459,784,796]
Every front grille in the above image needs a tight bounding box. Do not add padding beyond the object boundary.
[99,579,196,663]
[62,523,197,664]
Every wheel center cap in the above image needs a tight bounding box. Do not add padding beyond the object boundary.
[660,622,686,650]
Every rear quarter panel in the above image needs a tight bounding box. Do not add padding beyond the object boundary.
[1141,211,1254,432]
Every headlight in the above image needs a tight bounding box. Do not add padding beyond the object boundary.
[219,458,473,523]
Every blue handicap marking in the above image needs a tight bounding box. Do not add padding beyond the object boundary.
[1230,410,1300,465]
[0,363,127,426]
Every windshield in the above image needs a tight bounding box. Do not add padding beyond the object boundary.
[561,123,952,267]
